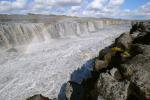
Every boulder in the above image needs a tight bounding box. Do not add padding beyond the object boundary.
[131,32,141,39]
[98,45,112,60]
[97,96,105,100]
[129,44,143,57]
[26,94,50,100]
[96,73,130,100]
[94,59,107,71]
[104,51,116,67]
[130,21,150,45]
[65,81,85,100]
[130,22,146,34]
[133,31,150,44]
[119,64,134,79]
[115,32,132,50]
[143,21,150,32]
[110,68,122,80]
[122,45,150,99]
[105,48,126,68]
[130,22,139,34]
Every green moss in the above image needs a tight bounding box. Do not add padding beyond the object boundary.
[122,51,131,58]
[111,47,124,52]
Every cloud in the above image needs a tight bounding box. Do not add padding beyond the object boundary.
[118,2,150,19]
[0,0,149,19]
[12,0,27,9]
[87,0,124,12]
[138,2,150,16]
[31,0,52,12]
[33,0,82,7]
[82,0,124,18]
[0,0,28,13]
[82,0,150,19]
[29,0,83,14]
[53,0,83,6]
[0,1,12,12]
[87,0,108,11]
[105,0,124,12]
[0,0,83,14]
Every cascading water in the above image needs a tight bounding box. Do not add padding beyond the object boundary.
[0,17,131,100]
[0,19,129,49]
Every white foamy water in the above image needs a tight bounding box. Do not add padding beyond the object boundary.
[0,25,130,100]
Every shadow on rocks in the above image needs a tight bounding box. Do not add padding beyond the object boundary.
[58,58,98,100]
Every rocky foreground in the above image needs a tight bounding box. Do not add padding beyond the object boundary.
[27,21,150,100]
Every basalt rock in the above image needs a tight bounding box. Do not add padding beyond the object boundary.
[98,45,113,60]
[96,73,130,100]
[130,22,146,34]
[110,68,122,80]
[122,45,150,99]
[131,32,141,39]
[133,31,150,44]
[144,21,150,32]
[65,81,85,100]
[130,21,150,45]
[119,64,134,79]
[129,44,143,57]
[94,59,107,71]
[62,21,150,100]
[89,21,150,100]
[115,32,132,50]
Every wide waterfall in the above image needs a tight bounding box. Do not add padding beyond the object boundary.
[0,17,130,49]
[0,15,131,100]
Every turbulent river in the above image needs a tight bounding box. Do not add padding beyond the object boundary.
[0,18,130,100]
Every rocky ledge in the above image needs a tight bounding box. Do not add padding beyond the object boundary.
[27,21,150,100]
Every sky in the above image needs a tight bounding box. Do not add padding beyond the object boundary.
[0,0,150,19]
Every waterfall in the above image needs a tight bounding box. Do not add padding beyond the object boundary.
[0,15,131,100]
[0,20,130,48]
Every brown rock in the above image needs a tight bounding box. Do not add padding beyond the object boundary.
[115,32,132,50]
[119,64,134,79]
[133,31,150,44]
[94,59,107,71]
[98,46,112,60]
[110,68,122,80]
[96,73,130,100]
[122,45,150,99]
